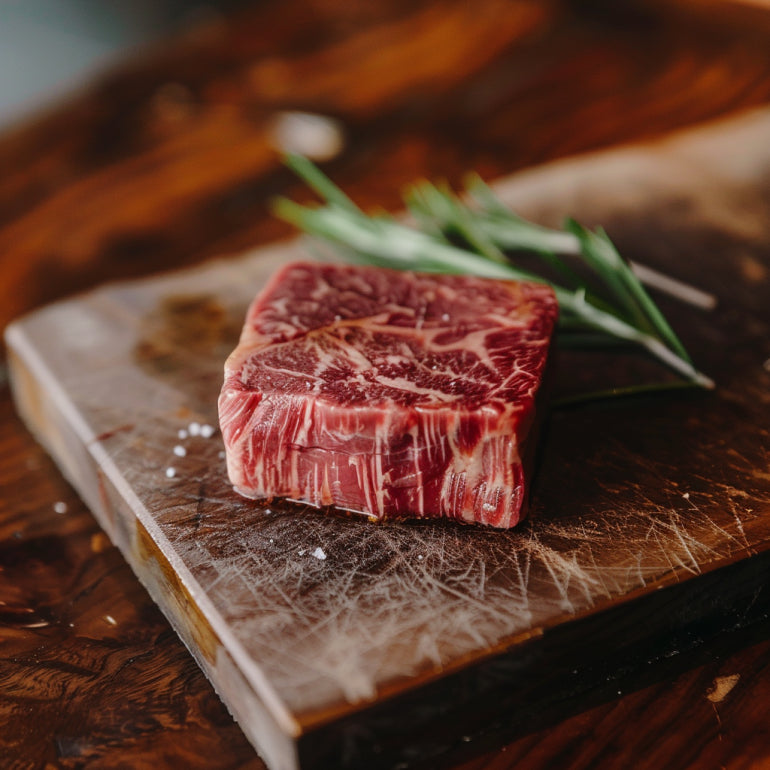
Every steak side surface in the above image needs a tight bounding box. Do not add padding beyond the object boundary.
[218,261,558,528]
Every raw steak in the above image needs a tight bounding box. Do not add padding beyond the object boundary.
[219,261,558,528]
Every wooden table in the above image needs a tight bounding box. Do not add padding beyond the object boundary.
[2,2,770,768]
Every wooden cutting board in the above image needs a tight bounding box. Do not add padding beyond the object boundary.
[6,108,770,770]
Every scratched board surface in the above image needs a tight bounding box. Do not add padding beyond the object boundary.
[6,108,770,770]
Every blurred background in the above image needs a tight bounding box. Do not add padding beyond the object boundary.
[3,3,770,768]
[0,0,246,129]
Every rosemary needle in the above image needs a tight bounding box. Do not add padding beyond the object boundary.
[274,155,714,392]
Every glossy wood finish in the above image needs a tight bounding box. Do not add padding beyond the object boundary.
[3,2,770,768]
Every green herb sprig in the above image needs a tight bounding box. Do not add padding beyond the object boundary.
[274,154,714,391]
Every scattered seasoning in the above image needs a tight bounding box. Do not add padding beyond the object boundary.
[165,467,176,479]
[104,615,117,626]
[218,451,226,459]
[173,445,187,457]
[312,547,327,561]
[298,549,306,556]
[200,424,216,438]
[188,421,201,436]
[178,428,188,439]
[53,501,68,514]
[683,492,690,500]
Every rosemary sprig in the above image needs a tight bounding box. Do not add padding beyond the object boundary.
[274,154,714,390]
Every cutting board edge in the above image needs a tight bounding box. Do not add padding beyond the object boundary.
[4,317,307,770]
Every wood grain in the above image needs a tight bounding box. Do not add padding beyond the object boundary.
[0,391,260,769]
[3,1,770,769]
[3,1,770,329]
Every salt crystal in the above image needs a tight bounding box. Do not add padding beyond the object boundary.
[442,313,450,321]
[200,424,215,438]
[417,554,423,560]
[53,501,68,514]
[683,492,690,500]
[298,549,306,556]
[218,451,226,459]
[165,467,176,478]
[188,421,201,436]
[312,547,327,561]
[105,615,117,626]
[173,445,186,457]
[178,429,188,439]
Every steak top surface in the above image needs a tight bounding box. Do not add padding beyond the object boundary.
[228,261,557,411]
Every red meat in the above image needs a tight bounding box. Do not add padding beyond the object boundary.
[219,261,557,528]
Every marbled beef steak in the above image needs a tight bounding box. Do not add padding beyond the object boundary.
[219,262,558,528]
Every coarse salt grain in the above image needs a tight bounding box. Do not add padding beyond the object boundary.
[201,424,215,438]
[165,467,176,478]
[173,445,186,457]
[178,429,188,439]
[105,615,117,626]
[53,501,68,514]
[312,547,327,561]
[188,422,201,436]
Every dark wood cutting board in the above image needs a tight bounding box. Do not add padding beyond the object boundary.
[6,108,770,770]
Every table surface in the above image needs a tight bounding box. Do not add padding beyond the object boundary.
[3,1,770,768]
